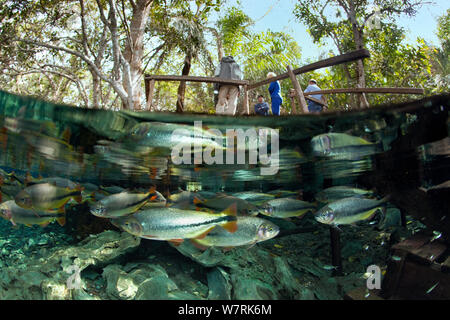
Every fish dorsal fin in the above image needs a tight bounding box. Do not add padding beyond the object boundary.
[149,186,156,194]
[193,197,203,205]
[222,203,237,216]
[221,203,238,233]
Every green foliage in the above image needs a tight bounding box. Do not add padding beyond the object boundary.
[216,6,253,57]
[293,0,440,109]
[432,9,450,91]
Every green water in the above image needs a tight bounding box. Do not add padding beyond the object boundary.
[0,89,448,300]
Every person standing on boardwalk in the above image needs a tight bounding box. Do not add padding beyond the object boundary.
[267,72,283,116]
[214,56,243,115]
[304,79,325,113]
[254,95,270,116]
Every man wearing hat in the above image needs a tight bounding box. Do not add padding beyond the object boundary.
[304,79,324,113]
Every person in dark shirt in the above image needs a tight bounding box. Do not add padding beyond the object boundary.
[254,95,270,116]
[214,56,243,115]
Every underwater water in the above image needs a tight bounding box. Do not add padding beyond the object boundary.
[0,89,448,300]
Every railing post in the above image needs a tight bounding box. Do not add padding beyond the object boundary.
[146,79,155,111]
[243,85,249,115]
[286,65,308,114]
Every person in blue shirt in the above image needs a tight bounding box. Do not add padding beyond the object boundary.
[304,79,324,113]
[254,95,270,115]
[267,72,283,116]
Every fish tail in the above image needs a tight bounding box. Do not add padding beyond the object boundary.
[73,191,83,204]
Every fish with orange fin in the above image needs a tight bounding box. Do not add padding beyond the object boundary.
[14,182,82,212]
[25,173,81,190]
[89,187,159,218]
[191,216,279,250]
[0,200,66,227]
[167,189,205,205]
[111,204,238,242]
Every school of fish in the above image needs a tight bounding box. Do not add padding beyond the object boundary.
[0,164,391,251]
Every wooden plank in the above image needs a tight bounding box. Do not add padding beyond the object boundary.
[248,49,370,90]
[146,79,155,111]
[394,260,450,299]
[145,75,249,86]
[409,242,447,265]
[344,287,384,300]
[286,65,307,114]
[392,234,430,252]
[303,87,425,95]
[305,96,328,107]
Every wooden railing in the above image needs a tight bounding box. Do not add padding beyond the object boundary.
[144,48,424,115]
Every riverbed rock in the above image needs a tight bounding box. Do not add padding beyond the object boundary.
[0,231,140,299]
[102,262,200,300]
[207,267,232,300]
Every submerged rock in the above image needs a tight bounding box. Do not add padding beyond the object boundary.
[102,262,200,300]
[0,231,140,300]
[171,240,304,300]
[207,267,232,300]
[231,277,277,300]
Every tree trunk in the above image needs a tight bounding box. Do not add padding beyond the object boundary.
[122,0,154,111]
[91,70,101,109]
[176,53,193,113]
[348,0,370,109]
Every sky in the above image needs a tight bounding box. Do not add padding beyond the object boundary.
[217,0,449,62]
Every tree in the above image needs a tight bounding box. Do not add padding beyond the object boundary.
[432,9,450,92]
[0,0,155,110]
[146,0,222,112]
[215,7,302,113]
[294,0,429,108]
